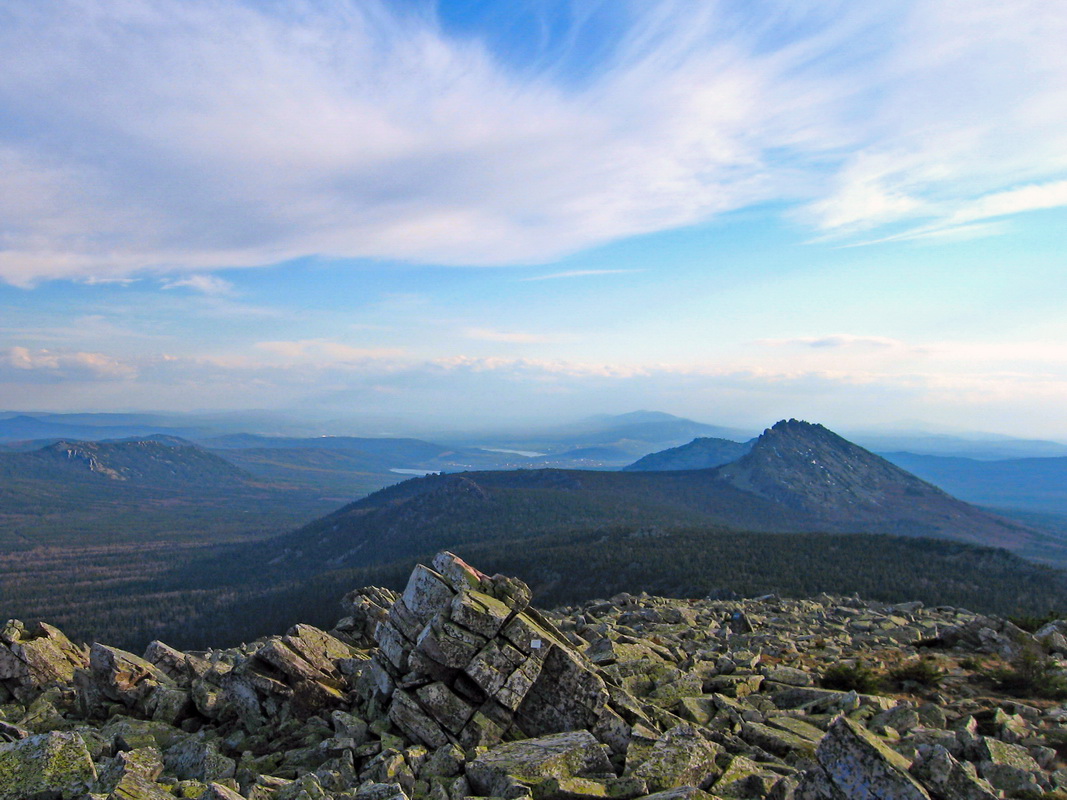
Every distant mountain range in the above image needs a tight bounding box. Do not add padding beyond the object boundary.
[445,410,753,459]
[7,413,1066,529]
[879,451,1067,516]
[0,414,205,443]
[6,408,1067,462]
[851,431,1067,460]
[257,419,1053,576]
[554,410,751,445]
[0,438,250,493]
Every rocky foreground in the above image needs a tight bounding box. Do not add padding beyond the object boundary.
[3,554,1067,800]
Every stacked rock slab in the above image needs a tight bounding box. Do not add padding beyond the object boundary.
[366,552,625,753]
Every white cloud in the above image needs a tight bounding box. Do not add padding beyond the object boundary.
[946,179,1067,226]
[843,221,1011,247]
[161,275,235,295]
[253,339,404,365]
[0,0,1064,284]
[432,355,651,379]
[4,340,1067,436]
[805,0,1067,239]
[0,346,136,379]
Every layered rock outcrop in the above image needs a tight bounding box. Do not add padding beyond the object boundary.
[365,553,627,756]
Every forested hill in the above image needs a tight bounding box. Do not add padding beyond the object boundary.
[264,467,816,572]
[623,436,753,471]
[258,419,1052,576]
[0,438,253,497]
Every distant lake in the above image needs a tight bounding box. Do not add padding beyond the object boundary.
[390,468,438,475]
[481,447,546,457]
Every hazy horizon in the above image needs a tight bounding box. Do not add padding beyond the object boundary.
[3,2,1065,438]
[4,406,1067,449]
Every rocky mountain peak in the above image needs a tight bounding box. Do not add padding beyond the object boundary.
[31,438,251,487]
[715,418,949,517]
[761,418,850,450]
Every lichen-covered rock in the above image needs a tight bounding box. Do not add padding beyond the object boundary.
[909,744,998,800]
[741,720,820,759]
[0,620,89,702]
[466,730,615,797]
[0,731,97,800]
[938,617,1038,659]
[712,754,780,797]
[96,744,164,792]
[336,589,397,653]
[762,666,813,687]
[107,771,173,800]
[632,724,721,793]
[367,552,618,753]
[145,641,214,689]
[814,716,930,800]
[90,642,176,710]
[202,782,246,800]
[164,735,236,782]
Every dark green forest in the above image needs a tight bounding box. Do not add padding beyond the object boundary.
[142,526,1067,651]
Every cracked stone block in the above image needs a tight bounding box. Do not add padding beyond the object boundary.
[910,744,998,800]
[815,716,930,800]
[466,639,527,697]
[415,682,476,735]
[451,591,514,639]
[403,566,457,626]
[416,617,489,670]
[90,643,175,709]
[388,689,451,749]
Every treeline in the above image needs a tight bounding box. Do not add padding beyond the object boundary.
[0,484,343,648]
[141,526,1067,652]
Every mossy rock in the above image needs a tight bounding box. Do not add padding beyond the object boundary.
[0,731,97,800]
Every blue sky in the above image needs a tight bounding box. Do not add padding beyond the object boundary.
[1,0,1066,437]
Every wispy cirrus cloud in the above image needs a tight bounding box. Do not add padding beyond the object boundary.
[161,275,236,296]
[947,179,1067,227]
[803,0,1067,241]
[1,1,1064,285]
[842,179,1067,245]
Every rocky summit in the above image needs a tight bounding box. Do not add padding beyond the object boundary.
[3,554,1067,800]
